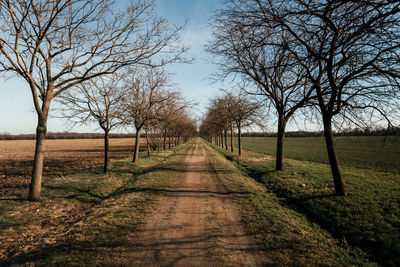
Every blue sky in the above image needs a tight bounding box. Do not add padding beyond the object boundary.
[0,0,225,134]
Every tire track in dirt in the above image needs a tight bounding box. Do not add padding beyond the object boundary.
[126,139,266,266]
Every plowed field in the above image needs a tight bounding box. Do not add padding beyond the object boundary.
[0,138,136,195]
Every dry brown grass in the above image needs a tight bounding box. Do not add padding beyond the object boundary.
[0,138,140,195]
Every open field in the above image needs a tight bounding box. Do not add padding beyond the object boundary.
[0,139,374,265]
[0,141,192,265]
[236,136,400,172]
[0,138,138,195]
[211,140,400,266]
[203,140,373,266]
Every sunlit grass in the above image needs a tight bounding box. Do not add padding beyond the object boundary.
[236,136,400,173]
[203,140,374,266]
[211,141,400,266]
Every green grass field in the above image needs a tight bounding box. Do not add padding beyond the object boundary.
[236,136,400,173]
[213,136,400,266]
[203,140,374,266]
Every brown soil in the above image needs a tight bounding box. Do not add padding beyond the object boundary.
[119,140,266,266]
[0,138,140,195]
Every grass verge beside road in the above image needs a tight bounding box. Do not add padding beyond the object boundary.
[209,141,400,266]
[0,140,193,266]
[203,140,375,266]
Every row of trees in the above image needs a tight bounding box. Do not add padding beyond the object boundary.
[205,0,400,196]
[200,91,262,156]
[59,67,197,174]
[0,0,194,201]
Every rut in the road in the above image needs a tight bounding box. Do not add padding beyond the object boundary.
[126,141,265,266]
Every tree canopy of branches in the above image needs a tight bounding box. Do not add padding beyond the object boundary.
[208,8,316,171]
[58,73,127,175]
[122,67,177,163]
[0,0,187,201]
[201,91,263,155]
[155,91,189,150]
[170,111,198,145]
[208,0,400,196]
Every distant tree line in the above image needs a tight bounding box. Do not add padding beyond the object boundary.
[240,126,400,137]
[0,132,137,141]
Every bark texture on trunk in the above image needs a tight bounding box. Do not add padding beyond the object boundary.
[230,123,234,152]
[28,116,47,201]
[323,115,347,196]
[275,114,286,171]
[224,130,228,150]
[163,130,167,150]
[238,126,242,156]
[146,130,150,156]
[103,130,110,174]
[133,127,142,163]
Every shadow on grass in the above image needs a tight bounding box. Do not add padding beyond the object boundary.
[41,161,183,204]
[40,146,236,205]
[216,146,399,266]
[108,187,253,198]
[0,226,261,266]
[0,197,26,202]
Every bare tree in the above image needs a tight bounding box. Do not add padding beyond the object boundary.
[122,67,173,163]
[170,111,197,144]
[226,91,263,155]
[0,0,188,201]
[218,0,400,195]
[203,91,262,155]
[58,73,126,175]
[208,14,315,170]
[207,97,230,149]
[154,91,188,150]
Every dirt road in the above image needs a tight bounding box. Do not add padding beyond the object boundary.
[126,140,265,266]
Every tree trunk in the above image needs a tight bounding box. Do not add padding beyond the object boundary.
[146,130,150,157]
[238,126,242,156]
[224,130,228,150]
[230,123,234,152]
[103,130,110,174]
[276,114,287,171]
[133,126,142,163]
[163,129,167,150]
[322,115,347,196]
[158,133,161,152]
[28,115,48,201]
[168,134,171,149]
